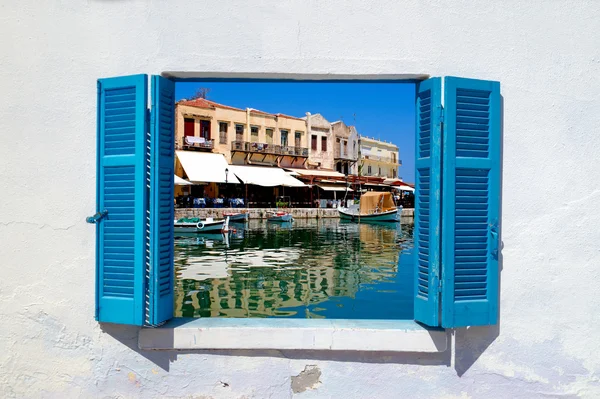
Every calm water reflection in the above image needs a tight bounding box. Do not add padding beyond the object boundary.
[174,218,414,319]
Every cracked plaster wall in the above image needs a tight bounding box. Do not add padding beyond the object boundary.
[1,1,600,398]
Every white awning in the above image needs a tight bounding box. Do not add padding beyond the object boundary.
[174,175,192,185]
[316,183,353,192]
[230,165,306,187]
[176,151,240,184]
[285,168,346,178]
[398,184,415,192]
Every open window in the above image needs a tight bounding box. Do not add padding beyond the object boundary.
[92,74,500,328]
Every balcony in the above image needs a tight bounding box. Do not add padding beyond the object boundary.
[362,154,401,165]
[334,147,358,162]
[178,136,214,151]
[231,141,308,157]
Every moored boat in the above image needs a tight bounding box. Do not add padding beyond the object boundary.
[174,217,226,234]
[338,192,401,223]
[222,211,249,222]
[267,211,293,222]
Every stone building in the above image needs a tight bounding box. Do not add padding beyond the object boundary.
[174,98,308,168]
[331,120,359,175]
[303,113,334,170]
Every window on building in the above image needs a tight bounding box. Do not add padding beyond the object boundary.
[184,118,194,137]
[321,136,327,152]
[295,131,302,147]
[378,167,382,176]
[235,124,244,142]
[219,122,228,144]
[311,135,317,150]
[199,120,211,140]
[393,169,396,178]
[266,128,273,144]
[367,165,372,175]
[94,74,501,334]
[251,126,259,142]
[280,129,288,147]
[343,140,347,156]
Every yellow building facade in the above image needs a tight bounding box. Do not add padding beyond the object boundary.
[175,98,309,169]
[359,136,401,179]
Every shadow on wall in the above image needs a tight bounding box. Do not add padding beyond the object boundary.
[100,95,505,376]
[101,323,452,372]
[454,94,505,377]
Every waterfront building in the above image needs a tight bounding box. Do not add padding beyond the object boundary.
[174,98,309,168]
[358,136,401,179]
[303,113,334,170]
[331,120,359,175]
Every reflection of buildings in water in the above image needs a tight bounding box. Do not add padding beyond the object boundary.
[175,221,405,318]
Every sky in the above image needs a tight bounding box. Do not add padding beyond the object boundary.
[175,81,416,182]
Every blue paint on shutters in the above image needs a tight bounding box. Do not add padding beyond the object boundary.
[96,75,148,325]
[441,77,501,328]
[413,78,443,327]
[148,75,175,325]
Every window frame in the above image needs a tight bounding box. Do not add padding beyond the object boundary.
[280,129,289,146]
[234,123,244,141]
[94,73,500,352]
[265,128,274,144]
[218,121,228,144]
[250,125,260,142]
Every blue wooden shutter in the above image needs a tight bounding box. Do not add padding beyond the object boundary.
[441,77,501,327]
[96,75,148,325]
[148,75,175,325]
[413,78,443,326]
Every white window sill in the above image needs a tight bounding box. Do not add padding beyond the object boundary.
[138,318,447,353]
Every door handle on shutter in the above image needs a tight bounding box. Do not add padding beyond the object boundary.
[86,210,108,224]
[490,222,499,260]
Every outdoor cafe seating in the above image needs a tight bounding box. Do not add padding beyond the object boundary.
[176,196,246,209]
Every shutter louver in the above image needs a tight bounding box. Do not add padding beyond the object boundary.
[148,75,175,325]
[441,77,501,328]
[96,75,148,325]
[413,78,442,326]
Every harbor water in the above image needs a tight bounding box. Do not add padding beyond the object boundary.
[174,218,415,319]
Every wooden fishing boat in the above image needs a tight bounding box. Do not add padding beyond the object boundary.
[174,217,226,234]
[267,211,293,222]
[222,211,249,222]
[338,192,401,223]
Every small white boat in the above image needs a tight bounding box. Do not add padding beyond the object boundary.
[267,211,293,222]
[222,211,249,222]
[338,192,401,223]
[174,217,226,234]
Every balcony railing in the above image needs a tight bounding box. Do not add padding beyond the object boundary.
[334,147,358,161]
[362,154,400,165]
[231,141,308,157]
[178,136,214,151]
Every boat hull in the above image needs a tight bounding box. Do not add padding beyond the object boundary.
[267,214,293,222]
[174,219,225,234]
[223,212,248,222]
[338,208,400,222]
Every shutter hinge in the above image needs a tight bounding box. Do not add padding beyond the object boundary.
[438,107,444,126]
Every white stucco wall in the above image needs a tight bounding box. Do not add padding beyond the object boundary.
[1,1,599,397]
